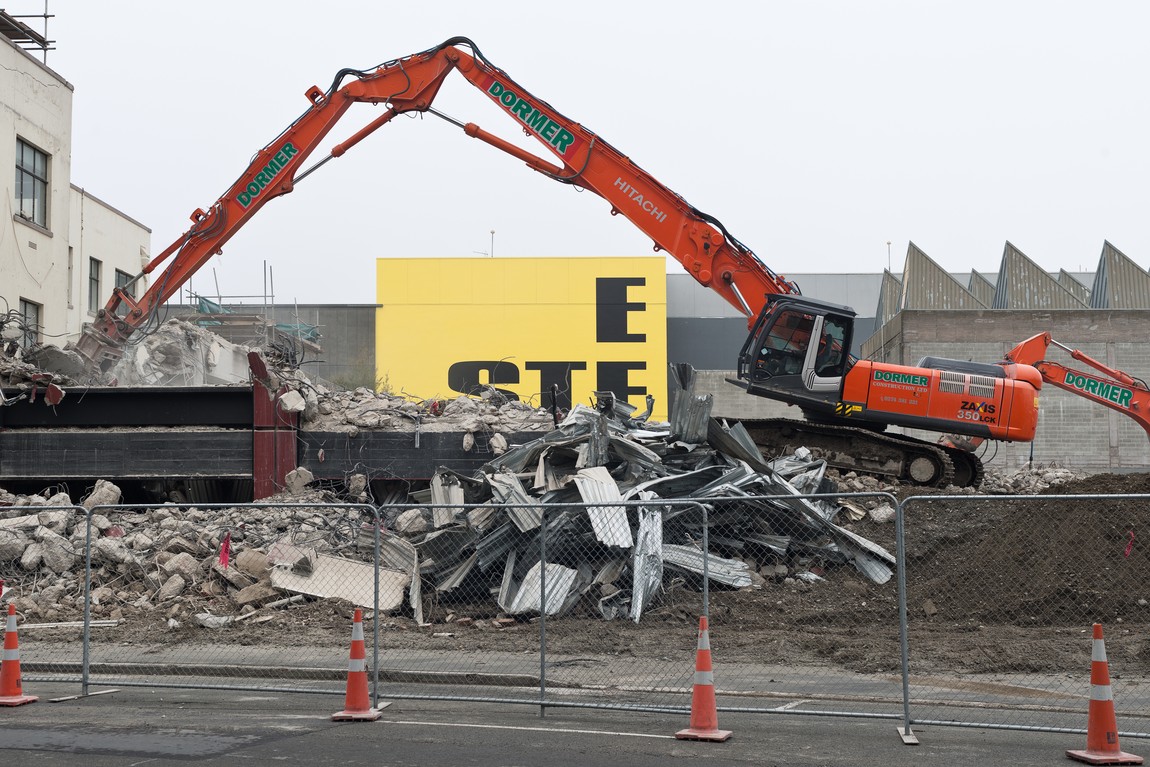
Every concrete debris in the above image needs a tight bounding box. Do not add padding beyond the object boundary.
[277,389,307,413]
[284,467,315,495]
[4,318,558,449]
[110,318,254,386]
[195,612,235,629]
[867,504,896,524]
[267,539,407,611]
[4,319,256,388]
[980,465,1086,494]
[82,479,122,511]
[301,388,555,436]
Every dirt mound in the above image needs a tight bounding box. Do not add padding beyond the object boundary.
[1043,472,1150,496]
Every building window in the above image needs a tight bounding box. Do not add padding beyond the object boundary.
[89,257,102,313]
[15,139,48,227]
[18,298,41,349]
[115,269,135,299]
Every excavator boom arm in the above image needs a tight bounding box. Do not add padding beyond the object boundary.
[1005,332,1150,439]
[74,37,796,372]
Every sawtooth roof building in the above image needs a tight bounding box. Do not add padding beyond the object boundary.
[678,241,1150,474]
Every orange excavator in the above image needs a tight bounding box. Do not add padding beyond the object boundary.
[69,37,1149,487]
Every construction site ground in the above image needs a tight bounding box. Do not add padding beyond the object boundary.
[20,472,1150,691]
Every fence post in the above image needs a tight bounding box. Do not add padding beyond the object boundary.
[81,505,94,697]
[539,504,548,718]
[371,503,381,709]
[700,502,710,622]
[895,498,917,744]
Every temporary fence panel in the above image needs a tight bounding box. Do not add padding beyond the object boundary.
[0,505,89,685]
[701,493,905,721]
[4,492,909,725]
[899,493,1150,739]
[79,502,380,698]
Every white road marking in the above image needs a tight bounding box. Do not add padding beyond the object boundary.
[384,720,674,740]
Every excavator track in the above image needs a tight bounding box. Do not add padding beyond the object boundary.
[736,418,981,488]
[941,445,984,489]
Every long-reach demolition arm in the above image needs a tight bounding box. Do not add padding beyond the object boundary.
[1004,332,1150,439]
[73,36,798,372]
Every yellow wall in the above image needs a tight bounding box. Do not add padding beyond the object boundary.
[377,257,668,419]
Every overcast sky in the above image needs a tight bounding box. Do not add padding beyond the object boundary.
[40,1,1150,304]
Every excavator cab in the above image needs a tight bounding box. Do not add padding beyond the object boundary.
[736,295,856,417]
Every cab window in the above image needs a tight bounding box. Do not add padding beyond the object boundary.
[756,310,814,377]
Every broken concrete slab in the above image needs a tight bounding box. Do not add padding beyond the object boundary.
[234,582,281,606]
[157,574,187,602]
[234,549,269,578]
[82,479,122,511]
[161,551,202,581]
[268,539,407,611]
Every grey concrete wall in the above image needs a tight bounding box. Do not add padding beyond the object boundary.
[261,304,378,389]
[169,304,378,389]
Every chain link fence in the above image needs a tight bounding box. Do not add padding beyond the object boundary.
[2,491,1147,738]
[0,505,88,685]
[900,492,1150,737]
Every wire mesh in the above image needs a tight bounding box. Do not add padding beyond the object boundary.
[10,490,1140,737]
[0,505,88,684]
[900,493,1150,737]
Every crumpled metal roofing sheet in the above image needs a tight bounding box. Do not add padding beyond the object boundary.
[573,466,634,549]
[488,471,542,532]
[498,551,579,615]
[630,497,664,622]
[662,544,751,588]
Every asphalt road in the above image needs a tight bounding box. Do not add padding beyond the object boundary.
[0,681,1138,766]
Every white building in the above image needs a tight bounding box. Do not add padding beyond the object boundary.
[0,14,149,352]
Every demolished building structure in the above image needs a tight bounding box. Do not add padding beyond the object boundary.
[0,315,1090,630]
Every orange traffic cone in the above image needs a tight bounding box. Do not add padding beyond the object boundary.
[675,615,731,741]
[1,603,38,706]
[332,608,380,722]
[1067,624,1142,765]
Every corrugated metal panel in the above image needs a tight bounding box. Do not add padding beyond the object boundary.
[1089,241,1150,309]
[629,497,663,622]
[573,466,633,549]
[874,270,903,327]
[1058,270,1091,305]
[498,552,579,616]
[487,471,542,532]
[991,242,1086,310]
[900,242,986,310]
[968,270,996,306]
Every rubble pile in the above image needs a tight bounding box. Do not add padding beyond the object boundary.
[978,465,1086,495]
[0,479,352,624]
[107,318,252,386]
[298,386,556,438]
[0,429,1120,632]
[2,317,558,440]
[0,389,906,627]
[0,318,251,389]
[0,350,76,396]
